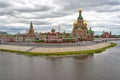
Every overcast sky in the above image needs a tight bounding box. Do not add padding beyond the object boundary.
[0,0,120,35]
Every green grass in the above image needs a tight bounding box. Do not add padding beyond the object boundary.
[0,43,116,56]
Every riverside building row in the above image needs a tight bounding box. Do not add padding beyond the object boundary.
[0,9,94,43]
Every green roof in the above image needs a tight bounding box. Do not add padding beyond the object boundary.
[87,30,93,34]
[78,15,83,19]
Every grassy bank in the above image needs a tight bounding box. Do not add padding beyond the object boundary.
[0,43,116,56]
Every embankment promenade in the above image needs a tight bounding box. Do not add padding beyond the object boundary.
[0,41,116,56]
[0,42,109,53]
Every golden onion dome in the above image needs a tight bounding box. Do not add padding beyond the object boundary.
[83,20,87,24]
[73,20,77,25]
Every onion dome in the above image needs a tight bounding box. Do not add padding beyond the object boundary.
[73,20,77,25]
[51,28,55,32]
[73,20,77,28]
[83,20,87,24]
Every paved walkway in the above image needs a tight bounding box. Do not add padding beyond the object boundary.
[0,45,33,51]
[30,42,110,53]
[0,42,110,53]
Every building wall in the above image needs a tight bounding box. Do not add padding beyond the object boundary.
[0,36,24,42]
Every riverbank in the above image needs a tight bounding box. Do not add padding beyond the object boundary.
[0,42,116,56]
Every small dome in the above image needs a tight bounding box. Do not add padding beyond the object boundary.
[51,28,55,32]
[79,8,82,11]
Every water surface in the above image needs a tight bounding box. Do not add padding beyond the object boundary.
[0,41,120,80]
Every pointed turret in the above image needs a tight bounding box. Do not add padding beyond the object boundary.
[30,22,33,31]
[64,30,66,34]
[103,31,105,33]
[110,31,112,38]
[90,27,91,30]
[110,31,111,35]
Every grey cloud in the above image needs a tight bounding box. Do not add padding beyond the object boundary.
[0,26,28,34]
[118,15,120,17]
[0,26,27,30]
[55,0,120,12]
[107,0,120,6]
[0,10,17,16]
[0,0,120,34]
[96,9,120,12]
[33,21,51,25]
[110,24,120,29]
[0,0,11,8]
[17,20,51,26]
[94,5,120,12]
[38,26,51,31]
[15,5,52,13]
[22,10,74,20]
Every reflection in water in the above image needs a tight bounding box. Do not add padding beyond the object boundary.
[0,41,120,80]
[46,57,63,61]
[73,54,94,60]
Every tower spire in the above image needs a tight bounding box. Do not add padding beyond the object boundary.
[110,31,111,35]
[90,27,91,30]
[30,21,33,29]
[79,9,82,15]
[78,8,83,19]
[28,21,35,34]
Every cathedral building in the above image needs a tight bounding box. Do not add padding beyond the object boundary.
[72,9,94,41]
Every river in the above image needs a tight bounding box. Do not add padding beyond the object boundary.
[0,41,120,80]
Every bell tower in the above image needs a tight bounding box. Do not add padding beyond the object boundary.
[27,22,36,37]
[28,22,35,35]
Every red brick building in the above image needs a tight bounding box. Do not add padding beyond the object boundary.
[101,31,112,38]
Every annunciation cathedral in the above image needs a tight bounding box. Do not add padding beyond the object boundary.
[72,9,94,41]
